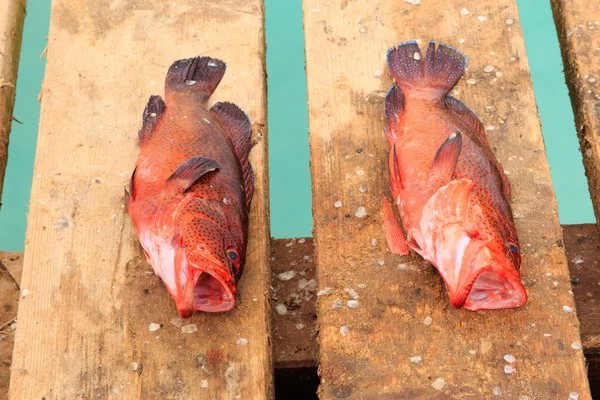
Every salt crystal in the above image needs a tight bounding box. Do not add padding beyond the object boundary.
[332,299,343,309]
[130,362,138,371]
[459,8,469,16]
[458,38,465,44]
[181,324,198,334]
[496,71,503,78]
[200,380,208,388]
[296,323,305,330]
[170,317,183,327]
[509,56,517,62]
[413,52,421,60]
[0,334,5,341]
[298,238,306,244]
[275,303,288,315]
[356,168,364,176]
[223,198,231,205]
[377,260,385,266]
[278,270,296,281]
[504,365,515,374]
[589,76,596,83]
[467,79,477,85]
[340,326,350,336]
[477,15,487,21]
[504,354,516,363]
[587,149,593,157]
[8,322,16,331]
[553,281,559,287]
[485,125,495,131]
[572,342,582,350]
[358,283,367,289]
[543,333,552,337]
[359,185,368,193]
[355,207,367,218]
[150,112,157,117]
[317,287,333,296]
[410,356,422,363]
[431,378,445,390]
[518,396,529,400]
[570,392,580,399]
[334,200,343,208]
[423,316,433,326]
[236,338,248,346]
[371,238,378,247]
[398,263,408,272]
[506,18,514,25]
[347,300,359,308]
[573,255,584,264]
[469,350,476,355]
[345,288,359,299]
[21,289,29,298]
[563,305,573,313]
[484,65,495,72]
[492,386,501,396]
[149,323,161,332]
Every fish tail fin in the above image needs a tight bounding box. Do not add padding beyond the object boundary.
[386,40,466,99]
[165,56,226,101]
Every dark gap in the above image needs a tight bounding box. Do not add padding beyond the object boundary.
[275,367,319,400]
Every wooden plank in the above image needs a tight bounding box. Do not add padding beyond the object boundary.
[563,224,600,354]
[303,1,591,398]
[0,252,22,400]
[9,2,273,399]
[0,0,26,202]
[271,238,318,369]
[550,0,600,231]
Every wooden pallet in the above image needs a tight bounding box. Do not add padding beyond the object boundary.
[2,0,598,399]
[303,0,590,398]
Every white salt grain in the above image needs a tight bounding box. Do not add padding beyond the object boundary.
[355,207,367,218]
[170,317,184,328]
[334,200,343,208]
[589,76,596,83]
[332,299,343,309]
[458,38,465,44]
[413,52,421,60]
[484,65,495,73]
[296,323,305,330]
[200,380,208,388]
[506,18,514,25]
[573,255,584,264]
[459,8,469,16]
[477,15,487,21]
[371,238,378,247]
[398,263,408,272]
[181,324,198,334]
[131,362,138,371]
[275,303,288,315]
[570,392,580,399]
[317,287,333,296]
[543,333,552,337]
[466,79,477,85]
[345,288,359,299]
[492,386,501,396]
[504,365,515,374]
[504,354,516,363]
[355,168,364,176]
[410,356,422,363]
[358,283,367,289]
[347,300,360,309]
[485,125,495,131]
[423,316,433,326]
[572,342,582,350]
[149,323,161,332]
[563,305,573,313]
[469,350,477,355]
[431,378,445,390]
[236,338,248,346]
[298,238,306,244]
[359,185,368,193]
[278,270,296,281]
[340,326,350,336]
[377,260,385,266]
[21,289,29,298]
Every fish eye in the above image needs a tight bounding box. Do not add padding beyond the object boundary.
[227,248,240,263]
[508,243,519,255]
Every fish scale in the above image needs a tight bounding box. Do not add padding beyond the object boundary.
[383,40,527,311]
[126,56,254,318]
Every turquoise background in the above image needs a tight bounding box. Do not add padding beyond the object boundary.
[0,0,594,251]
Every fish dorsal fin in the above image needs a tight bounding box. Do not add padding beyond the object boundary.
[384,85,405,146]
[210,101,255,209]
[430,131,462,184]
[139,95,166,147]
[167,156,221,192]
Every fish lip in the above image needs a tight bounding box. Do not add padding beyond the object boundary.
[175,257,237,318]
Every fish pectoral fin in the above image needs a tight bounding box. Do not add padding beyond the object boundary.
[384,85,405,146]
[389,143,403,196]
[138,95,166,146]
[167,156,221,192]
[210,102,255,210]
[383,198,410,256]
[429,130,462,184]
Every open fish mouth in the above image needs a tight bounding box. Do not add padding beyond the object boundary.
[463,269,527,311]
[192,271,235,312]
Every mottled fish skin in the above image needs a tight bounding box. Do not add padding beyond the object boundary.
[383,40,527,311]
[126,57,254,318]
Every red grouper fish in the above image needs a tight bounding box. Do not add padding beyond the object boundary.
[383,40,527,311]
[125,56,254,318]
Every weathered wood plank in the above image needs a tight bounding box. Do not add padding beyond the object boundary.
[0,252,22,400]
[550,0,600,231]
[271,238,318,369]
[0,0,26,203]
[9,2,273,399]
[303,1,591,398]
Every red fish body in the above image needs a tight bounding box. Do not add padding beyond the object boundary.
[383,41,527,311]
[126,57,254,318]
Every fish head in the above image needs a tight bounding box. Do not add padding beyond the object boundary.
[140,201,246,318]
[421,179,527,311]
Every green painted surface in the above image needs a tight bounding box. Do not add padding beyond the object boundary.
[0,0,594,251]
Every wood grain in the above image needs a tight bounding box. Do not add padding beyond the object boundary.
[551,0,600,232]
[303,1,591,398]
[0,252,22,400]
[9,1,273,399]
[0,0,26,204]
